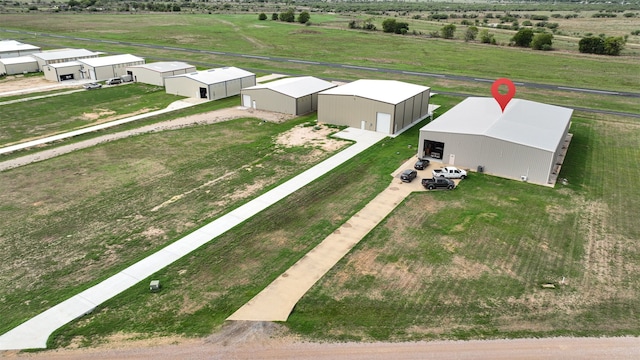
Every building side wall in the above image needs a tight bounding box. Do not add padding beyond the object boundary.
[241,75,256,88]
[419,130,553,185]
[129,68,165,86]
[318,94,395,132]
[43,64,83,81]
[241,88,296,114]
[165,77,201,98]
[1,61,39,75]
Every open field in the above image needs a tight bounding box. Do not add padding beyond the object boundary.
[0,83,176,146]
[1,13,639,93]
[0,11,639,351]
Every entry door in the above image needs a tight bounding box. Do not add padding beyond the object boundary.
[361,120,366,130]
[242,94,251,107]
[449,153,456,165]
[199,87,208,99]
[375,112,391,134]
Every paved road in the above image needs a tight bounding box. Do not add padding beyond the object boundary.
[2,29,639,99]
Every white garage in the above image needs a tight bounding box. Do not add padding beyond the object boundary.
[0,40,40,59]
[79,54,145,81]
[418,97,573,186]
[165,67,255,100]
[126,61,197,86]
[240,76,336,115]
[0,56,39,75]
[317,79,431,135]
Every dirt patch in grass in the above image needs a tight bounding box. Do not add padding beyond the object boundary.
[275,123,346,152]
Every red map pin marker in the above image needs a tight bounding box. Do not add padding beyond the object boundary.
[491,78,516,113]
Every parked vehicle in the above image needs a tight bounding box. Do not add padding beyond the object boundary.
[106,77,122,85]
[422,177,455,190]
[414,158,430,170]
[121,74,133,83]
[400,169,417,183]
[432,166,467,179]
[83,82,102,90]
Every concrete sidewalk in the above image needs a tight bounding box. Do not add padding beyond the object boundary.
[227,157,427,321]
[0,128,386,351]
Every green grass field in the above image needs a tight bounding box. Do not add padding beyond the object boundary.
[0,12,639,349]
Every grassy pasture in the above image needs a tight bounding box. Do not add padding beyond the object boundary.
[0,111,351,335]
[0,83,176,146]
[1,14,639,93]
[40,95,640,346]
[287,111,640,341]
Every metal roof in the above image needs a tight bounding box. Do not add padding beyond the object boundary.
[79,54,144,67]
[244,76,336,98]
[421,97,573,151]
[45,61,81,68]
[31,49,99,61]
[172,66,255,84]
[0,56,38,65]
[127,61,194,73]
[0,40,40,53]
[319,79,430,105]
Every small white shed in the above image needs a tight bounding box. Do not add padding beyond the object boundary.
[0,56,39,75]
[165,67,255,100]
[126,61,197,86]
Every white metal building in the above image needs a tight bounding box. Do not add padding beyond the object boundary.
[79,54,145,81]
[42,54,145,82]
[164,67,255,100]
[126,61,196,86]
[418,97,573,186]
[240,76,336,115]
[317,79,431,135]
[31,49,100,70]
[0,56,39,75]
[0,40,40,59]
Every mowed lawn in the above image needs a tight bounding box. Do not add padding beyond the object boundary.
[0,83,177,146]
[0,112,352,336]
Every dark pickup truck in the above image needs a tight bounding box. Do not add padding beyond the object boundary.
[422,177,455,190]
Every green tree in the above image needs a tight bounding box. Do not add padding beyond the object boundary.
[272,13,278,21]
[464,26,479,42]
[258,13,267,21]
[298,11,310,24]
[441,24,456,39]
[382,18,397,33]
[279,9,295,23]
[579,36,604,54]
[531,33,553,50]
[511,28,534,47]
[604,36,625,55]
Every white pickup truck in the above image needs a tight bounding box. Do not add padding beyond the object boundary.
[432,166,467,179]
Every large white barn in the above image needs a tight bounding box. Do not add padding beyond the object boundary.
[0,56,39,75]
[0,40,40,59]
[317,80,431,135]
[418,97,573,186]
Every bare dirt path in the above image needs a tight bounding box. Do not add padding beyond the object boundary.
[0,106,295,171]
[5,321,639,359]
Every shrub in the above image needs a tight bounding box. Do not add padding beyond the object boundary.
[579,35,626,55]
[464,26,479,42]
[382,18,409,34]
[531,33,553,50]
[430,13,448,20]
[272,13,278,21]
[530,14,549,21]
[258,13,267,21]
[280,9,295,22]
[441,24,456,39]
[522,20,532,26]
[631,30,640,36]
[479,29,494,44]
[511,28,534,47]
[298,11,310,24]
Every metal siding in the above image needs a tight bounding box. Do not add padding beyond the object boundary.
[297,94,313,115]
[241,88,295,114]
[318,94,394,131]
[404,97,415,129]
[394,101,405,132]
[131,67,164,86]
[412,93,422,120]
[241,75,256,88]
[225,79,242,97]
[3,61,39,75]
[211,82,226,100]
